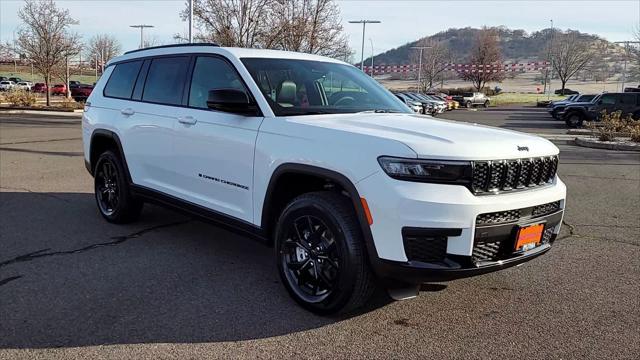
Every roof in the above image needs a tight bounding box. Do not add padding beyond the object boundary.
[108,44,348,67]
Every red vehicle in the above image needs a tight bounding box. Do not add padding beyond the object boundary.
[51,84,67,96]
[32,83,48,93]
[71,84,94,102]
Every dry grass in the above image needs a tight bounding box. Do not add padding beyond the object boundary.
[586,111,640,143]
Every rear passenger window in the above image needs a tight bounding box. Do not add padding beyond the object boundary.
[188,56,246,109]
[142,57,190,105]
[104,61,143,99]
[600,94,616,105]
[620,94,635,104]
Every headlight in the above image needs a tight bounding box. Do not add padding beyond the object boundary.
[378,156,472,184]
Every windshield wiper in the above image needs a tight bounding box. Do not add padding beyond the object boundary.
[358,109,402,114]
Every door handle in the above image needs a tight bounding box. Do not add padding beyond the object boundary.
[121,108,135,116]
[178,116,197,125]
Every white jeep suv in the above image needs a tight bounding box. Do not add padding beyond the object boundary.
[82,44,566,314]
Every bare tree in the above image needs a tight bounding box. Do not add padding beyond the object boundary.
[86,34,122,72]
[410,41,450,91]
[458,28,505,92]
[184,0,351,59]
[15,0,81,105]
[550,31,594,94]
[268,0,351,58]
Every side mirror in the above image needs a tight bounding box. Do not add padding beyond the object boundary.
[207,89,259,115]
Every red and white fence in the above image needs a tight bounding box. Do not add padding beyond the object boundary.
[362,61,550,74]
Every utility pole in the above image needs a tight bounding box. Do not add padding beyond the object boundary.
[411,46,432,92]
[101,48,105,73]
[614,41,640,91]
[348,20,381,71]
[95,54,98,81]
[130,24,155,49]
[547,19,554,100]
[188,0,193,43]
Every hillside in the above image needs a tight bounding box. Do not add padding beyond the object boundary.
[361,27,615,65]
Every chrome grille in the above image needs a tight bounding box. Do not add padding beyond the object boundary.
[472,156,558,194]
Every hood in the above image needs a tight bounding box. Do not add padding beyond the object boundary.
[288,113,558,161]
[565,101,594,108]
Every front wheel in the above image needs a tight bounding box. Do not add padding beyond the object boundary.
[275,192,376,315]
[466,101,472,108]
[483,100,489,108]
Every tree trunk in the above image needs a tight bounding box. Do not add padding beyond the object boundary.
[561,79,567,94]
[45,74,50,107]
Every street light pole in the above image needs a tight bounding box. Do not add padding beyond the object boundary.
[369,38,374,77]
[188,0,193,43]
[548,19,554,100]
[130,24,155,49]
[411,46,432,92]
[348,20,381,71]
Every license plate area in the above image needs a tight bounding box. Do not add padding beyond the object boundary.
[515,223,545,252]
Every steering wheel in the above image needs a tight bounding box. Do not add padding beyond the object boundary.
[333,96,356,107]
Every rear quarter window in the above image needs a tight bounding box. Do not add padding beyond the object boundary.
[104,60,143,99]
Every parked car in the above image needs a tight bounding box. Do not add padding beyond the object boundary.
[554,88,579,95]
[400,92,435,114]
[548,94,596,119]
[32,83,48,93]
[402,92,442,115]
[8,77,23,84]
[416,93,447,113]
[430,93,459,110]
[51,84,67,96]
[394,93,423,113]
[83,44,566,314]
[15,81,33,91]
[0,81,16,91]
[452,92,490,108]
[623,86,640,93]
[0,76,7,82]
[69,80,81,89]
[71,84,94,102]
[563,92,640,127]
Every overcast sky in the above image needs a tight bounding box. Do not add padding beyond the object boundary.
[1,0,639,60]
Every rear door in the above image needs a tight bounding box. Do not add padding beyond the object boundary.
[171,55,264,223]
[618,93,637,116]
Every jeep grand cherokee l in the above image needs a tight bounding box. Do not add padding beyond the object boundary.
[82,44,566,314]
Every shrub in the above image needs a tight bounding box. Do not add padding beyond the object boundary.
[586,110,637,142]
[60,97,83,110]
[5,89,37,107]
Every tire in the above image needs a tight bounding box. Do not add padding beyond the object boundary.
[565,112,583,128]
[275,191,376,315]
[466,101,472,108]
[483,100,489,108]
[94,150,143,223]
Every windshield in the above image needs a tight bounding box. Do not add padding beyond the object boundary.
[241,58,410,116]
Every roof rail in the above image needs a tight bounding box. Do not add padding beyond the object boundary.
[124,43,220,55]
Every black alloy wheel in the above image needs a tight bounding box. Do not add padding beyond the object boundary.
[280,215,341,304]
[94,150,143,223]
[96,160,119,216]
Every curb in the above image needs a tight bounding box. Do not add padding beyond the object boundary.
[0,109,83,116]
[574,137,640,152]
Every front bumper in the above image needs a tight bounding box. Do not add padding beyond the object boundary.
[356,171,566,283]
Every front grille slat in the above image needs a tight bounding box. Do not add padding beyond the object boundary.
[472,156,558,195]
[476,200,561,226]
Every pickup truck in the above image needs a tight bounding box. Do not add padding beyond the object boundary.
[452,92,490,108]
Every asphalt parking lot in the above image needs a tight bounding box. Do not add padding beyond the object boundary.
[0,108,639,359]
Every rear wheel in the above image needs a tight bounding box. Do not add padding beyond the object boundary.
[483,100,489,108]
[466,101,472,108]
[94,150,143,223]
[565,112,584,128]
[275,192,376,315]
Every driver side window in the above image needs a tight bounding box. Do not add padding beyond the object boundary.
[188,56,246,109]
